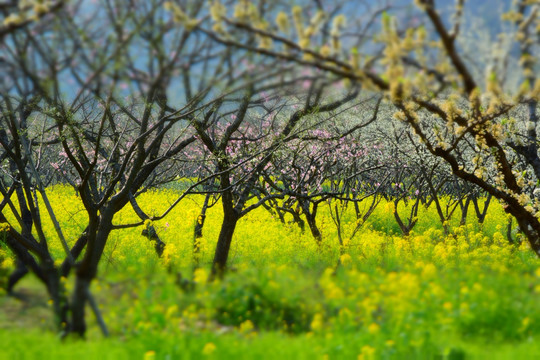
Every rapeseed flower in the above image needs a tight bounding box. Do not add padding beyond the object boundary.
[202,342,216,355]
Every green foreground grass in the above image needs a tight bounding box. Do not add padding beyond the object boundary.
[1,328,539,360]
[1,186,540,359]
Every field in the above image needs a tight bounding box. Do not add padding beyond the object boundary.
[1,185,540,359]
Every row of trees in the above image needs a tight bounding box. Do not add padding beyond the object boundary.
[0,0,538,337]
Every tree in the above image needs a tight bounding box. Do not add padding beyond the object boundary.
[0,0,269,336]
[162,0,393,276]
[263,98,384,244]
[200,0,540,256]
[191,79,361,276]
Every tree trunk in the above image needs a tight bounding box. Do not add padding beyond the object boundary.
[506,205,540,256]
[192,195,210,269]
[71,211,114,336]
[305,212,322,244]
[194,192,211,239]
[301,201,321,244]
[71,276,90,336]
[44,264,69,332]
[394,208,410,236]
[472,194,492,224]
[7,259,28,294]
[459,196,471,226]
[211,212,239,277]
[291,211,305,232]
[130,194,165,257]
[6,181,34,292]
[141,225,165,257]
[507,217,516,244]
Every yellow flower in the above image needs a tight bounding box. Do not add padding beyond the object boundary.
[421,263,437,280]
[202,342,217,355]
[193,268,208,283]
[165,305,178,319]
[519,317,531,333]
[358,345,376,360]
[367,322,380,334]
[143,350,156,360]
[311,313,324,332]
[384,202,395,214]
[340,253,352,267]
[239,319,254,333]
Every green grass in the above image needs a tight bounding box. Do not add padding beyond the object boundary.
[1,328,539,360]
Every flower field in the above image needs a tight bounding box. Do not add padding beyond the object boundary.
[1,185,540,359]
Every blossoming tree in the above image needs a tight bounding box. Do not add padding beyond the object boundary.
[195,0,540,256]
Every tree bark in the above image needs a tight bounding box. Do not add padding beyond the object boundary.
[302,202,322,244]
[71,210,114,336]
[211,212,239,277]
[194,192,211,239]
[305,211,322,244]
[71,276,90,336]
[43,261,69,332]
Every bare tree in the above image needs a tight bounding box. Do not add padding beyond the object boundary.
[0,0,272,336]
